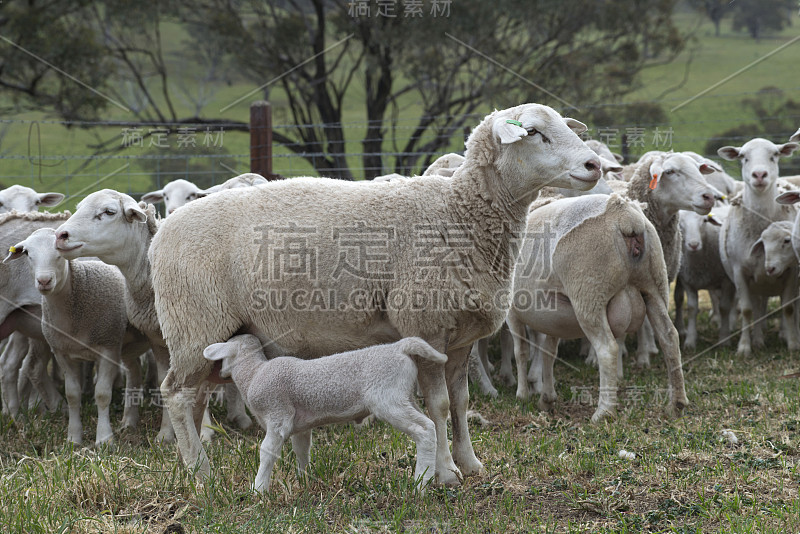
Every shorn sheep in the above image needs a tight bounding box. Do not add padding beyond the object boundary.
[5,228,150,444]
[141,179,206,216]
[505,194,688,421]
[0,185,64,214]
[718,138,800,355]
[203,335,445,492]
[143,103,602,483]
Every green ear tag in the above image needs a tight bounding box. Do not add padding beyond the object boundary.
[505,119,523,127]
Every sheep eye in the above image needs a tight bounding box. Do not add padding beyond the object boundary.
[785,237,792,243]
[105,209,116,216]
[527,128,549,143]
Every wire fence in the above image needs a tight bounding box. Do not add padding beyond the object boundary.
[4,87,800,210]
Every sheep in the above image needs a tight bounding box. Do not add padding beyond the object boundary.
[203,173,269,194]
[139,103,603,482]
[0,211,72,416]
[0,185,65,214]
[682,152,740,198]
[53,195,179,442]
[422,154,466,177]
[752,221,797,278]
[608,152,717,367]
[203,335,444,492]
[717,138,800,356]
[775,190,800,262]
[5,228,150,444]
[505,194,687,420]
[673,207,735,351]
[584,139,623,165]
[141,179,206,216]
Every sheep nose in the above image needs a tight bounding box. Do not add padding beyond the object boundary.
[168,208,176,215]
[702,193,714,205]
[688,242,700,251]
[752,170,767,181]
[584,158,601,173]
[766,266,777,275]
[37,276,53,287]
[56,230,69,242]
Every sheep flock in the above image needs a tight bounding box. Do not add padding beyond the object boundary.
[3,103,800,497]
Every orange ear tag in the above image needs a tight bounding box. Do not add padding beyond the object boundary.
[649,174,658,190]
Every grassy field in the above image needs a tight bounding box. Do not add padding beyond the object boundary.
[2,306,800,533]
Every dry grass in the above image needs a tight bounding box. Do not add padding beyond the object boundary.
[2,305,800,532]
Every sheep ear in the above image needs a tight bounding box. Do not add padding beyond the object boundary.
[776,191,800,205]
[563,118,587,135]
[777,142,799,158]
[36,192,65,207]
[124,205,147,224]
[492,117,528,144]
[648,159,664,188]
[203,342,233,362]
[706,213,722,227]
[790,128,800,143]
[3,242,26,263]
[749,239,765,257]
[141,190,165,204]
[599,156,623,174]
[698,163,716,175]
[717,146,742,160]
[701,158,723,172]
[612,152,624,163]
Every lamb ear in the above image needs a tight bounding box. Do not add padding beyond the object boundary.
[141,190,165,204]
[699,163,716,175]
[203,342,234,362]
[37,192,65,207]
[648,159,664,188]
[776,191,800,205]
[717,146,742,160]
[492,116,528,144]
[790,128,800,143]
[749,239,765,257]
[599,156,623,174]
[564,118,587,135]
[612,152,624,163]
[3,243,25,263]
[706,213,722,227]
[777,142,799,158]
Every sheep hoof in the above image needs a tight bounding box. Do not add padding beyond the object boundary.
[667,400,688,419]
[498,373,516,387]
[229,414,253,430]
[481,385,499,399]
[437,466,463,487]
[682,341,696,352]
[515,389,531,402]
[200,427,215,443]
[590,408,616,423]
[538,395,556,412]
[155,429,176,444]
[736,344,752,357]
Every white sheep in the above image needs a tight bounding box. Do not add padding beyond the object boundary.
[718,138,800,355]
[0,211,72,416]
[751,221,798,278]
[5,228,150,444]
[505,194,688,421]
[681,152,740,199]
[54,195,178,442]
[674,207,735,351]
[203,335,444,492]
[608,152,717,367]
[0,185,64,214]
[141,179,206,216]
[203,173,269,194]
[775,189,800,263]
[142,103,603,482]
[422,153,466,177]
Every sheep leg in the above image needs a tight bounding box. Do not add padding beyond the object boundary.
[477,337,492,373]
[733,269,754,356]
[0,333,28,416]
[468,341,498,398]
[634,318,654,368]
[56,355,83,445]
[645,294,688,418]
[375,401,437,489]
[506,314,531,400]
[781,277,800,351]
[527,331,544,395]
[120,352,142,429]
[709,290,722,328]
[23,340,63,412]
[537,334,559,411]
[674,277,686,340]
[445,345,484,478]
[160,367,210,478]
[225,384,253,429]
[497,323,516,387]
[684,288,700,351]
[254,422,289,493]
[718,281,736,345]
[752,295,767,349]
[290,430,312,474]
[416,357,461,486]
[94,353,118,445]
[152,345,175,443]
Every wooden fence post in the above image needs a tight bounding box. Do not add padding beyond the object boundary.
[250,101,274,179]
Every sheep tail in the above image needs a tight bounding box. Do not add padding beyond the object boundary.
[401,337,448,365]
